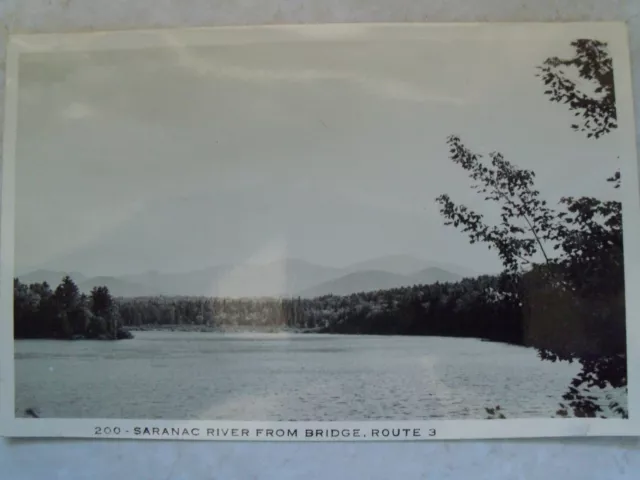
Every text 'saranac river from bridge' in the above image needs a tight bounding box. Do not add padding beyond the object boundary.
[15,331,604,420]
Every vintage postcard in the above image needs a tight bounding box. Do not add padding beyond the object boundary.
[1,22,639,441]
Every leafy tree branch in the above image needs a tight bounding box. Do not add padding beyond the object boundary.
[537,39,616,138]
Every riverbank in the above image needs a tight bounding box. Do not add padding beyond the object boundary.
[122,325,528,344]
[15,327,134,341]
[125,324,323,334]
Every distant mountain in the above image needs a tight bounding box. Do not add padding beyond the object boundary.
[343,254,476,278]
[78,276,157,298]
[17,271,155,297]
[416,262,477,279]
[343,254,433,275]
[297,267,461,298]
[120,259,344,297]
[211,259,343,297]
[120,266,228,297]
[19,257,470,298]
[408,267,462,285]
[297,270,411,297]
[18,269,87,287]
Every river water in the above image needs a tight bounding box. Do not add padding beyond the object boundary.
[14,331,611,420]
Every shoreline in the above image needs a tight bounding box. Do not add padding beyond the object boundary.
[125,324,323,334]
[12,325,547,347]
[121,326,529,347]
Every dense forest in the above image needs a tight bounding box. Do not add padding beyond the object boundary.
[15,251,621,359]
[115,272,523,341]
[13,276,133,340]
[14,272,523,342]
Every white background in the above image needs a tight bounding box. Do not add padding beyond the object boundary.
[1,1,640,479]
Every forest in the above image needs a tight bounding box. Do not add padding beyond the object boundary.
[13,276,133,340]
[116,272,523,342]
[14,245,621,360]
[14,272,522,342]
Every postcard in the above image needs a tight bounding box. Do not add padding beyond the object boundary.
[1,22,638,440]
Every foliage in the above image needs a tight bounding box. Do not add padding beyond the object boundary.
[436,135,558,275]
[13,277,128,340]
[115,275,524,344]
[90,286,122,338]
[537,39,616,138]
[435,135,625,418]
[435,38,626,418]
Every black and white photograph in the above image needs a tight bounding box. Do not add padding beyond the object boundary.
[1,23,639,440]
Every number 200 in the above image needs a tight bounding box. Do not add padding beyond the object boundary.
[95,426,121,435]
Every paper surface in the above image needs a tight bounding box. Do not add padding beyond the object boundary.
[1,22,639,441]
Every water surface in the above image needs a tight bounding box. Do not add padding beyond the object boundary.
[15,331,592,420]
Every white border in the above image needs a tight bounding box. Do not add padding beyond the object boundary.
[1,22,639,441]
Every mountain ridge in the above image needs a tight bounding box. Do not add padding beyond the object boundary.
[17,255,473,298]
[297,267,462,298]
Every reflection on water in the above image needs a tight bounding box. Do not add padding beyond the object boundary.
[14,331,608,420]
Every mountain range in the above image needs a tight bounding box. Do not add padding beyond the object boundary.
[17,255,476,298]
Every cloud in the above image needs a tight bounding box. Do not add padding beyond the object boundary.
[162,36,465,106]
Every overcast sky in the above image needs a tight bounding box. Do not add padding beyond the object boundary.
[14,27,623,277]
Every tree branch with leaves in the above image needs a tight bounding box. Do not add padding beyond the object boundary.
[436,135,560,276]
[436,135,626,418]
[538,39,616,139]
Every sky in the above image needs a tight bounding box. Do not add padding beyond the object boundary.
[13,26,624,277]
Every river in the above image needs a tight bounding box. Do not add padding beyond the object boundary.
[14,331,611,420]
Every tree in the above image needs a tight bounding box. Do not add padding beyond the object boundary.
[436,136,559,276]
[435,38,626,418]
[436,135,625,417]
[31,281,57,337]
[54,276,81,312]
[537,39,616,139]
[538,38,626,417]
[68,293,92,338]
[90,286,121,339]
[13,279,39,337]
[13,278,132,341]
[90,286,114,318]
[52,276,88,337]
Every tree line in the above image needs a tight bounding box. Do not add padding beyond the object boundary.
[14,276,132,340]
[16,273,527,347]
[114,274,523,342]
